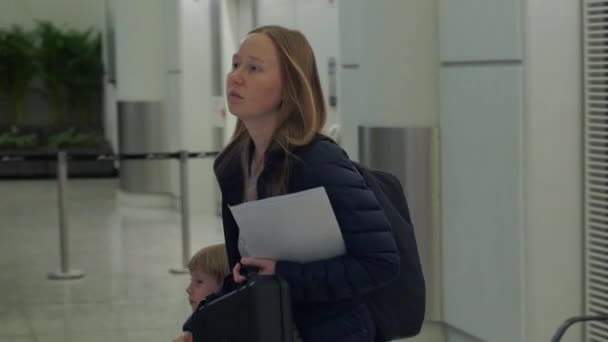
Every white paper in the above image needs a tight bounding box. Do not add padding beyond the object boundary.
[229,187,346,263]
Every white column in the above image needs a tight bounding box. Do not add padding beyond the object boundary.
[114,0,167,101]
[112,0,171,205]
[439,0,525,341]
[339,0,438,159]
[178,0,215,214]
[524,0,583,341]
[109,0,216,214]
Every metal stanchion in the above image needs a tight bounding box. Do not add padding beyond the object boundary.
[0,149,220,278]
[170,150,191,274]
[48,151,84,280]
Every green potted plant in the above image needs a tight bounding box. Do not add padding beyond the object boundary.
[48,127,103,149]
[64,29,103,128]
[46,127,114,177]
[35,21,71,126]
[36,21,104,128]
[0,126,38,150]
[44,27,105,150]
[36,22,114,177]
[0,25,37,127]
[0,125,48,178]
[0,25,47,177]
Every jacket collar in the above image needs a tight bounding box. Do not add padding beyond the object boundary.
[217,138,288,205]
[216,133,328,203]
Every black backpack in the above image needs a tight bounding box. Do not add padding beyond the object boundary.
[353,162,426,341]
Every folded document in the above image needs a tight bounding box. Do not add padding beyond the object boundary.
[229,187,346,263]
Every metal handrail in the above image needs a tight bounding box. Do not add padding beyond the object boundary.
[551,315,608,342]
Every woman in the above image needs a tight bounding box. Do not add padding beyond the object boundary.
[216,25,399,342]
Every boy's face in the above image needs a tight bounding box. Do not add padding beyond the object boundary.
[186,271,221,312]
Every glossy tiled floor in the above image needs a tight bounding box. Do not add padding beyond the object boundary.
[0,179,224,341]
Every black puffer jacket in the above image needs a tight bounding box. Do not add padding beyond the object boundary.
[217,134,400,336]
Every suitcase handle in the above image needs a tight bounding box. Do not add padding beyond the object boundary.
[551,315,608,342]
[240,265,261,279]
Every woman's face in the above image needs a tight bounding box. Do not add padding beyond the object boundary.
[226,33,283,122]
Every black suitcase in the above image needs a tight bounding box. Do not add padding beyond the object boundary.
[183,274,294,342]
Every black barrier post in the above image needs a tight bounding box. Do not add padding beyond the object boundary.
[48,151,84,280]
[170,150,192,274]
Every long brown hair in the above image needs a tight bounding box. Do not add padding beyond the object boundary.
[214,25,326,196]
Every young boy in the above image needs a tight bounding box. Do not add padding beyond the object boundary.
[185,243,230,311]
[174,244,230,342]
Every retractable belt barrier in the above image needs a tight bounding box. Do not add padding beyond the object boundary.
[0,150,219,280]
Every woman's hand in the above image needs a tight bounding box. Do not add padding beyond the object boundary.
[233,257,277,283]
[232,262,246,283]
[172,332,192,342]
[241,257,276,275]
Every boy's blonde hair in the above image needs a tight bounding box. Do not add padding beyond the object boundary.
[188,244,230,283]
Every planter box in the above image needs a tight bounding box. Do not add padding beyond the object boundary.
[0,124,116,178]
[0,143,117,179]
[0,147,52,178]
[48,142,116,178]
